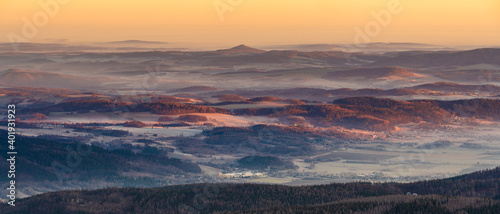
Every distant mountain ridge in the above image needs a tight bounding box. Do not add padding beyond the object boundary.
[0,68,113,89]
[372,48,500,67]
[106,40,167,44]
[262,42,453,52]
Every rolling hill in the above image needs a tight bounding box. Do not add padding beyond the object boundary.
[324,66,426,81]
[371,48,500,68]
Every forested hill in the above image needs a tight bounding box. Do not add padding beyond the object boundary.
[0,130,201,183]
[1,166,499,213]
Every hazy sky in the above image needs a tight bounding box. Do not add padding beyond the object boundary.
[1,0,499,47]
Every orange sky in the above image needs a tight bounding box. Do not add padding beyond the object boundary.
[1,0,499,47]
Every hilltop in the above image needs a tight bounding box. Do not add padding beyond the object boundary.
[216,44,266,54]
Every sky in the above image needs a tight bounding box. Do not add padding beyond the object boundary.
[1,0,499,47]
